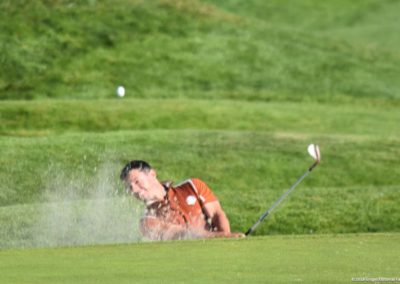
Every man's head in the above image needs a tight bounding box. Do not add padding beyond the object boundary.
[120,160,152,180]
[120,160,165,204]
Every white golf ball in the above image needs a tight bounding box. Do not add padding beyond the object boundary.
[117,86,125,97]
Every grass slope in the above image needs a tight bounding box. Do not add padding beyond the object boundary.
[1,128,399,239]
[205,0,400,52]
[0,234,399,283]
[1,0,399,100]
[1,98,400,239]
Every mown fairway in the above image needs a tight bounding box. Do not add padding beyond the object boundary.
[1,233,399,284]
[1,0,400,282]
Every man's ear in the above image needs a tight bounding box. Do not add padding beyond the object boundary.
[149,169,157,178]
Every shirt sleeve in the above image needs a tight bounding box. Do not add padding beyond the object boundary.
[191,178,218,204]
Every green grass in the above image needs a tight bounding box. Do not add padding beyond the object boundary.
[1,0,400,100]
[1,233,399,283]
[1,0,400,258]
[1,126,399,240]
[1,98,400,135]
[205,0,400,52]
[1,1,400,281]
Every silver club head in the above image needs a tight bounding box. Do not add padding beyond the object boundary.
[307,144,321,163]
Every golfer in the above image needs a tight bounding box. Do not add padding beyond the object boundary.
[120,160,245,240]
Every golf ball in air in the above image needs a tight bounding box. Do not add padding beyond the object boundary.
[117,86,125,97]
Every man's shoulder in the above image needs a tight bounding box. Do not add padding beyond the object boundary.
[170,178,218,205]
[174,178,216,199]
[174,178,206,191]
[173,178,195,192]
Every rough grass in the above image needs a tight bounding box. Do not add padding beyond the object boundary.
[205,0,400,51]
[1,0,399,100]
[1,127,399,239]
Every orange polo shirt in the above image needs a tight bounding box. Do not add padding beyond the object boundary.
[144,178,218,231]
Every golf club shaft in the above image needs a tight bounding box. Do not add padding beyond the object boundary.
[245,163,317,236]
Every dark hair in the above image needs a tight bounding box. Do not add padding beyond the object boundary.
[120,160,152,180]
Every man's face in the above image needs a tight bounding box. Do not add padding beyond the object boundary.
[124,169,160,203]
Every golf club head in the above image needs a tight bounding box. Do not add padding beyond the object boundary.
[307,144,320,162]
[307,144,321,171]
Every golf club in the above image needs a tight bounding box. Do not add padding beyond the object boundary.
[245,144,321,236]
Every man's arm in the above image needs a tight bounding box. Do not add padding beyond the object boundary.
[190,178,244,238]
[204,201,231,232]
[203,201,245,238]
